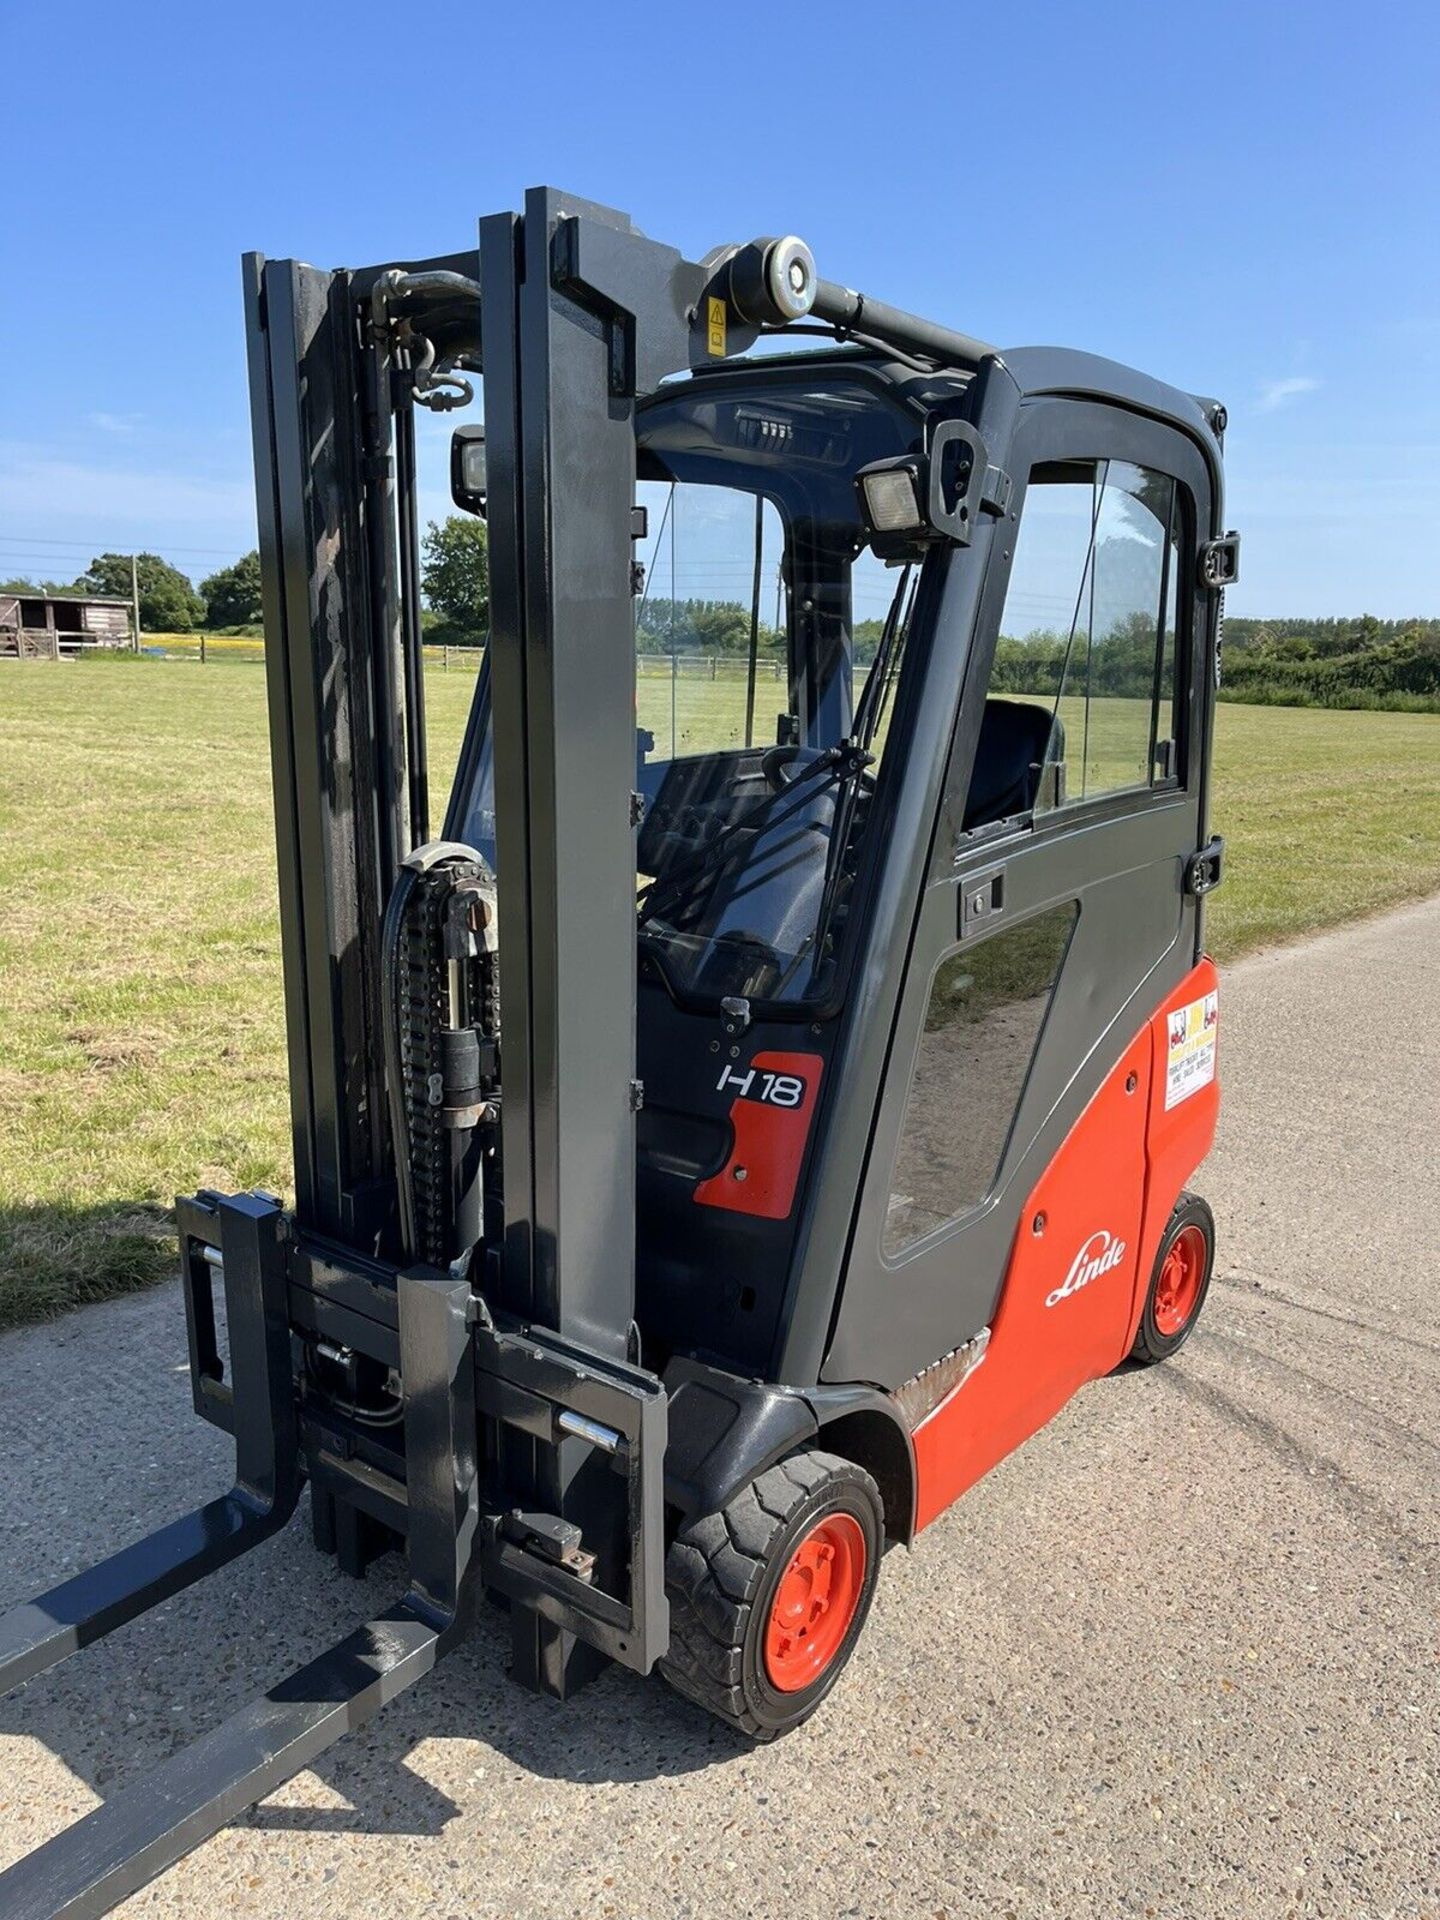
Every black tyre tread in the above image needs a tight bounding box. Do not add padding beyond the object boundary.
[658,1449,878,1740]
[1128,1189,1214,1366]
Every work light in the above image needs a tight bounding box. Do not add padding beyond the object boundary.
[450,425,487,518]
[859,461,926,535]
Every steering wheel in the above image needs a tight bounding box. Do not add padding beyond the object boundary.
[705,928,783,994]
[760,744,810,793]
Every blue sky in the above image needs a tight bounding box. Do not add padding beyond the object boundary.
[2,0,1437,617]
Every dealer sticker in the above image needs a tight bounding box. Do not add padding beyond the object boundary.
[1165,990,1218,1110]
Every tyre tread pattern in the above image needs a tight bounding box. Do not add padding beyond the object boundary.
[1128,1189,1215,1366]
[659,1449,876,1738]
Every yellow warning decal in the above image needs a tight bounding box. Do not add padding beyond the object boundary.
[1164,988,1218,1111]
[706,296,727,358]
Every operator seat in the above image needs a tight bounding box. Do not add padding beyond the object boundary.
[963,698,1059,830]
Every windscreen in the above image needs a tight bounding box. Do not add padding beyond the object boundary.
[449,368,925,1011]
[633,374,921,1008]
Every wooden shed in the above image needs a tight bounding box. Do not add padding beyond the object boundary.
[0,592,135,658]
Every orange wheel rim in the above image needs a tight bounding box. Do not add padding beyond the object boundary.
[1153,1224,1207,1337]
[763,1512,866,1694]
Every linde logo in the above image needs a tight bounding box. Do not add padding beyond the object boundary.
[1045,1229,1127,1308]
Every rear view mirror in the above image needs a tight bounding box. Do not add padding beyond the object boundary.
[450,425,487,518]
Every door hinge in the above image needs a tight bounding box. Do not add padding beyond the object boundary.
[1185,836,1225,896]
[1199,532,1241,590]
[981,463,1012,517]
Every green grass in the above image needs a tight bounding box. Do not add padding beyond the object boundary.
[2,658,1438,1328]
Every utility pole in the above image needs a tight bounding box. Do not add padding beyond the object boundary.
[130,553,142,652]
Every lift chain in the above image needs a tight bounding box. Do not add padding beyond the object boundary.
[396,861,498,1265]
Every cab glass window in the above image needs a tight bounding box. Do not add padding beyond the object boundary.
[633,484,786,757]
[626,376,925,1009]
[884,901,1077,1257]
[990,460,1183,814]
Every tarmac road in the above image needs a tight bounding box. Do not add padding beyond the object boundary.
[2,896,1437,1920]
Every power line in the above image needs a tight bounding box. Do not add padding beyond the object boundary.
[0,533,247,557]
[0,537,246,565]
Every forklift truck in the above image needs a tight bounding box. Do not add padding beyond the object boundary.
[0,189,1237,1918]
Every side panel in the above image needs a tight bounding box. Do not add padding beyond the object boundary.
[694,1049,824,1222]
[635,996,839,1376]
[911,1026,1151,1529]
[911,961,1218,1530]
[1122,955,1221,1351]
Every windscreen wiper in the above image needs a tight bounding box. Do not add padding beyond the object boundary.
[773,567,915,994]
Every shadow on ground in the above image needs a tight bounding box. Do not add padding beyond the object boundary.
[0,1280,744,1874]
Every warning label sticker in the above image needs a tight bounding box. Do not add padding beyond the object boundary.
[1165,989,1219,1110]
[706,296,727,358]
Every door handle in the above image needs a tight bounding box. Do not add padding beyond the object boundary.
[960,865,1006,936]
[1184,836,1225,896]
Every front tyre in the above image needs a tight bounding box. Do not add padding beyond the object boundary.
[658,1449,883,1740]
[1129,1191,1215,1366]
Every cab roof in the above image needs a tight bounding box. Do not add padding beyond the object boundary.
[678,340,1224,473]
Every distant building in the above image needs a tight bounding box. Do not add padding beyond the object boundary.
[0,591,135,658]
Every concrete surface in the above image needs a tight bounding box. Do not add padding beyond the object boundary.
[2,896,1437,1919]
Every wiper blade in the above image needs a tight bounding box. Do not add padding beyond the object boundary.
[776,570,914,994]
[771,750,876,994]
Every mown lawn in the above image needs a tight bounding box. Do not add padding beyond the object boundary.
[2,657,1437,1327]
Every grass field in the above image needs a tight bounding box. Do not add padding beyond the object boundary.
[3,657,1438,1328]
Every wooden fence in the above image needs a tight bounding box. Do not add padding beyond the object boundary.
[9,634,786,686]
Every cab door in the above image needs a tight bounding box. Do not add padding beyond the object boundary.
[823,397,1215,1392]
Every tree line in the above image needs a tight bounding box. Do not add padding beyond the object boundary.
[10,523,1438,712]
[989,612,1169,700]
[0,516,491,640]
[992,613,1440,712]
[388,527,1440,714]
[1217,616,1440,710]
[1,551,260,633]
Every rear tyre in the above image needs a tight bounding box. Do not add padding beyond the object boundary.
[1128,1191,1215,1366]
[658,1449,883,1740]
